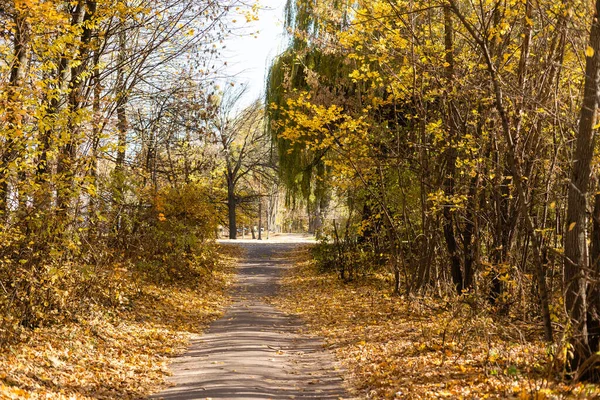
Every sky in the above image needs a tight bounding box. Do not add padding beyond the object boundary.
[219,0,289,109]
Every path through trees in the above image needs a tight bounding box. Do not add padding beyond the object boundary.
[152,235,350,400]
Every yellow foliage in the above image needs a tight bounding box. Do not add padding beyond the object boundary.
[273,249,600,399]
[0,247,236,399]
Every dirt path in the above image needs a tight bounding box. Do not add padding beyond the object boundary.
[151,235,351,400]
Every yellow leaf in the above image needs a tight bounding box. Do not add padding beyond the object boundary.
[519,389,533,400]
[87,184,97,196]
[586,46,595,58]
[569,222,577,231]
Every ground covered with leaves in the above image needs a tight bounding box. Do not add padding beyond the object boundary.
[0,245,237,400]
[273,248,600,400]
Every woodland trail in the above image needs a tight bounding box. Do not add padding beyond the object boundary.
[150,234,351,400]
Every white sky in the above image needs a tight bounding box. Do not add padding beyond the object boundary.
[219,0,288,108]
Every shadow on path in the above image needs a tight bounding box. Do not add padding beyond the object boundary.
[150,235,351,400]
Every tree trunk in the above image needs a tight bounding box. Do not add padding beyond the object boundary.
[449,0,553,341]
[258,195,263,240]
[586,185,600,380]
[442,5,464,293]
[227,181,237,239]
[489,0,532,307]
[1,7,28,218]
[490,171,514,307]
[564,0,600,380]
[113,26,128,197]
[89,47,101,238]
[463,177,478,290]
[57,1,94,217]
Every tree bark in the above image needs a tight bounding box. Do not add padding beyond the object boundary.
[442,5,464,293]
[227,178,237,239]
[1,5,28,217]
[449,0,553,342]
[258,194,263,240]
[564,0,600,380]
[57,0,93,216]
[586,185,600,380]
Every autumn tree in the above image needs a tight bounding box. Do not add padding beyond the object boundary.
[267,0,600,377]
[212,89,273,239]
[0,0,241,338]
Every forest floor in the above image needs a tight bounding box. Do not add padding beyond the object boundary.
[272,248,600,400]
[0,247,237,399]
[4,238,600,399]
[151,234,352,399]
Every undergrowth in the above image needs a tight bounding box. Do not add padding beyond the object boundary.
[273,247,600,399]
[0,240,237,399]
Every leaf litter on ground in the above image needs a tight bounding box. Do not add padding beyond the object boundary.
[271,247,600,400]
[0,244,239,399]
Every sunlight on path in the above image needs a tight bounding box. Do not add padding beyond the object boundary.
[217,233,317,244]
[150,234,351,400]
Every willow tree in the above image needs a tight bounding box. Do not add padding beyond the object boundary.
[266,0,351,234]
[268,0,591,333]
